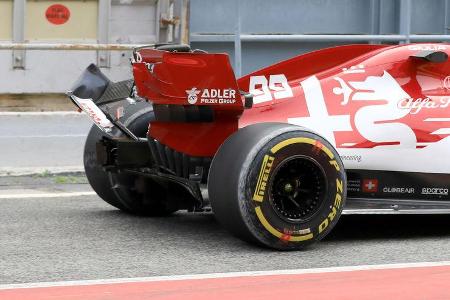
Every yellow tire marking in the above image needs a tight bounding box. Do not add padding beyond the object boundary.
[270,137,334,159]
[252,155,274,202]
[255,206,313,242]
[271,137,315,153]
[321,146,334,160]
[253,155,268,202]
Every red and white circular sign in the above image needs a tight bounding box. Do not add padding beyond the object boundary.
[45,4,70,25]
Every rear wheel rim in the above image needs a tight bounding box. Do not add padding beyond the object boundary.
[268,156,327,223]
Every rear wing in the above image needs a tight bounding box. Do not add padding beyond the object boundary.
[132,48,249,110]
[131,47,251,157]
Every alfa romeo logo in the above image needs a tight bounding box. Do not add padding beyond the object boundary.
[444,76,450,90]
[186,87,201,104]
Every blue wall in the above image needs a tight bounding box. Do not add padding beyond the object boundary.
[190,0,450,76]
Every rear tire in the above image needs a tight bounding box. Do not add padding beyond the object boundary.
[84,101,178,216]
[84,122,127,211]
[208,123,346,250]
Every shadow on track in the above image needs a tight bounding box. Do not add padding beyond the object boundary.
[89,209,450,245]
[327,214,450,241]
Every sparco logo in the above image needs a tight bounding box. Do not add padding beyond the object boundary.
[422,188,449,196]
[186,87,201,104]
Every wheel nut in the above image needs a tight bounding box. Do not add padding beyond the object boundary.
[284,183,293,193]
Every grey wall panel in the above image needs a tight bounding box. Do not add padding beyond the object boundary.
[0,50,134,94]
[190,0,237,33]
[410,0,445,34]
[191,0,373,34]
[379,0,400,34]
[110,1,157,43]
[239,0,371,34]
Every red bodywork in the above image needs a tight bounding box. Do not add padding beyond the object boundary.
[133,49,243,156]
[133,44,450,160]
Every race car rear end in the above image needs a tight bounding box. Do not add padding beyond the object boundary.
[68,43,450,250]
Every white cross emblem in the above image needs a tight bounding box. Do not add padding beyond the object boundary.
[365,181,376,190]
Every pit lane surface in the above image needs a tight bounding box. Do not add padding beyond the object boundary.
[1,176,450,286]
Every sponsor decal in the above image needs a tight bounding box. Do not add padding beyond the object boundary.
[398,97,450,115]
[342,64,365,74]
[382,187,415,194]
[253,155,275,202]
[362,179,378,193]
[421,187,449,196]
[347,179,361,193]
[408,45,447,51]
[444,76,450,90]
[293,228,311,235]
[71,96,113,132]
[340,155,362,163]
[186,88,236,105]
[200,89,236,104]
[280,227,313,242]
[319,178,343,234]
[186,87,201,104]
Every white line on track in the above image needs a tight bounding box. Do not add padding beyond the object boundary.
[1,261,450,290]
[0,134,86,138]
[0,191,96,199]
[0,111,83,116]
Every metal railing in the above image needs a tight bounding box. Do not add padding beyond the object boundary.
[0,43,149,51]
[190,34,450,43]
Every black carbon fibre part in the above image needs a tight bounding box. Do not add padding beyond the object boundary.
[148,139,212,182]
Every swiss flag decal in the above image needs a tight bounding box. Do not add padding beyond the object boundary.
[362,179,378,193]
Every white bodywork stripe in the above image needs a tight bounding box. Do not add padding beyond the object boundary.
[424,118,450,122]
[431,128,450,135]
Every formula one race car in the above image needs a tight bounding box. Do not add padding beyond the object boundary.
[68,43,450,250]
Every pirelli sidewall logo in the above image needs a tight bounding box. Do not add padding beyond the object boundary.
[253,155,275,202]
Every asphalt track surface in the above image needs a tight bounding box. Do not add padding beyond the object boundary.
[2,175,450,286]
